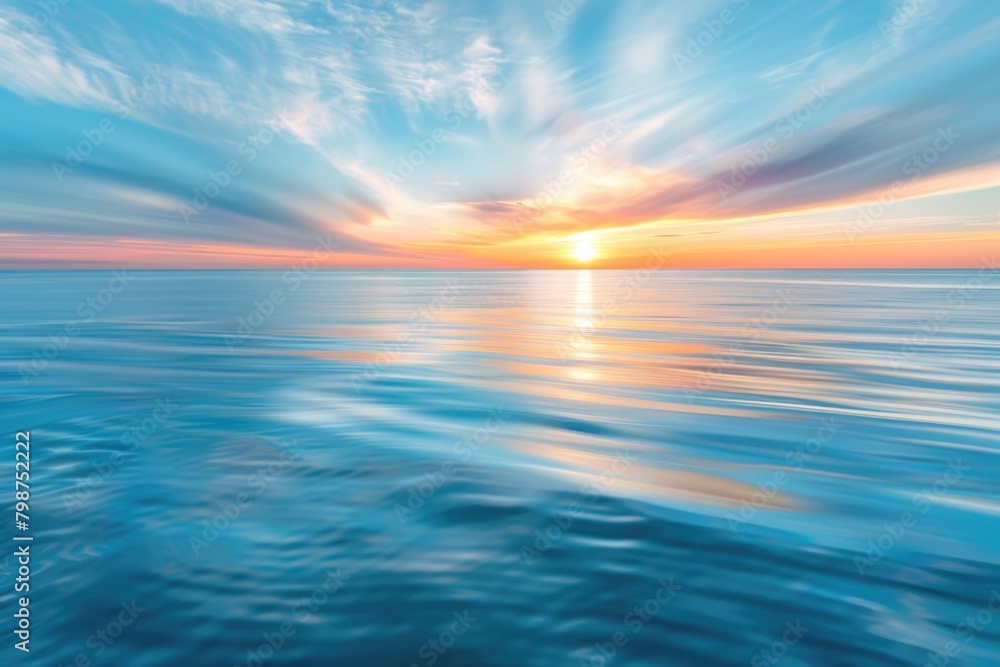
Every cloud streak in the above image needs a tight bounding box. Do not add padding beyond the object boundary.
[1,0,998,267]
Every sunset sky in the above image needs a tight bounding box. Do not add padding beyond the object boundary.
[1,0,999,268]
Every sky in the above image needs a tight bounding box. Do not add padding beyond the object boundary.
[1,0,999,268]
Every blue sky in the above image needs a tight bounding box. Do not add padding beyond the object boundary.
[1,0,998,267]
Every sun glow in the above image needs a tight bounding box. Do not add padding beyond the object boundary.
[572,238,598,263]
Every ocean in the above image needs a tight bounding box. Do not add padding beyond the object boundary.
[1,269,998,666]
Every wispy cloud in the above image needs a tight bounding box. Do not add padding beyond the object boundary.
[1,0,998,267]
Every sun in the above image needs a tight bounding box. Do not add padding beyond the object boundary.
[572,238,598,263]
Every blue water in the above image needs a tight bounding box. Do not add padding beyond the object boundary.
[1,269,998,667]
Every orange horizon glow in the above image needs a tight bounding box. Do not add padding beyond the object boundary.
[1,229,998,270]
[2,168,999,270]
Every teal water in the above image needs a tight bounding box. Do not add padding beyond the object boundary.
[1,269,998,666]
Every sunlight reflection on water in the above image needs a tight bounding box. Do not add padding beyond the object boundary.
[1,269,997,666]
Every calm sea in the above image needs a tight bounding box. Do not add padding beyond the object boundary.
[1,269,998,666]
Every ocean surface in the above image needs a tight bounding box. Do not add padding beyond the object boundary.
[1,269,998,667]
